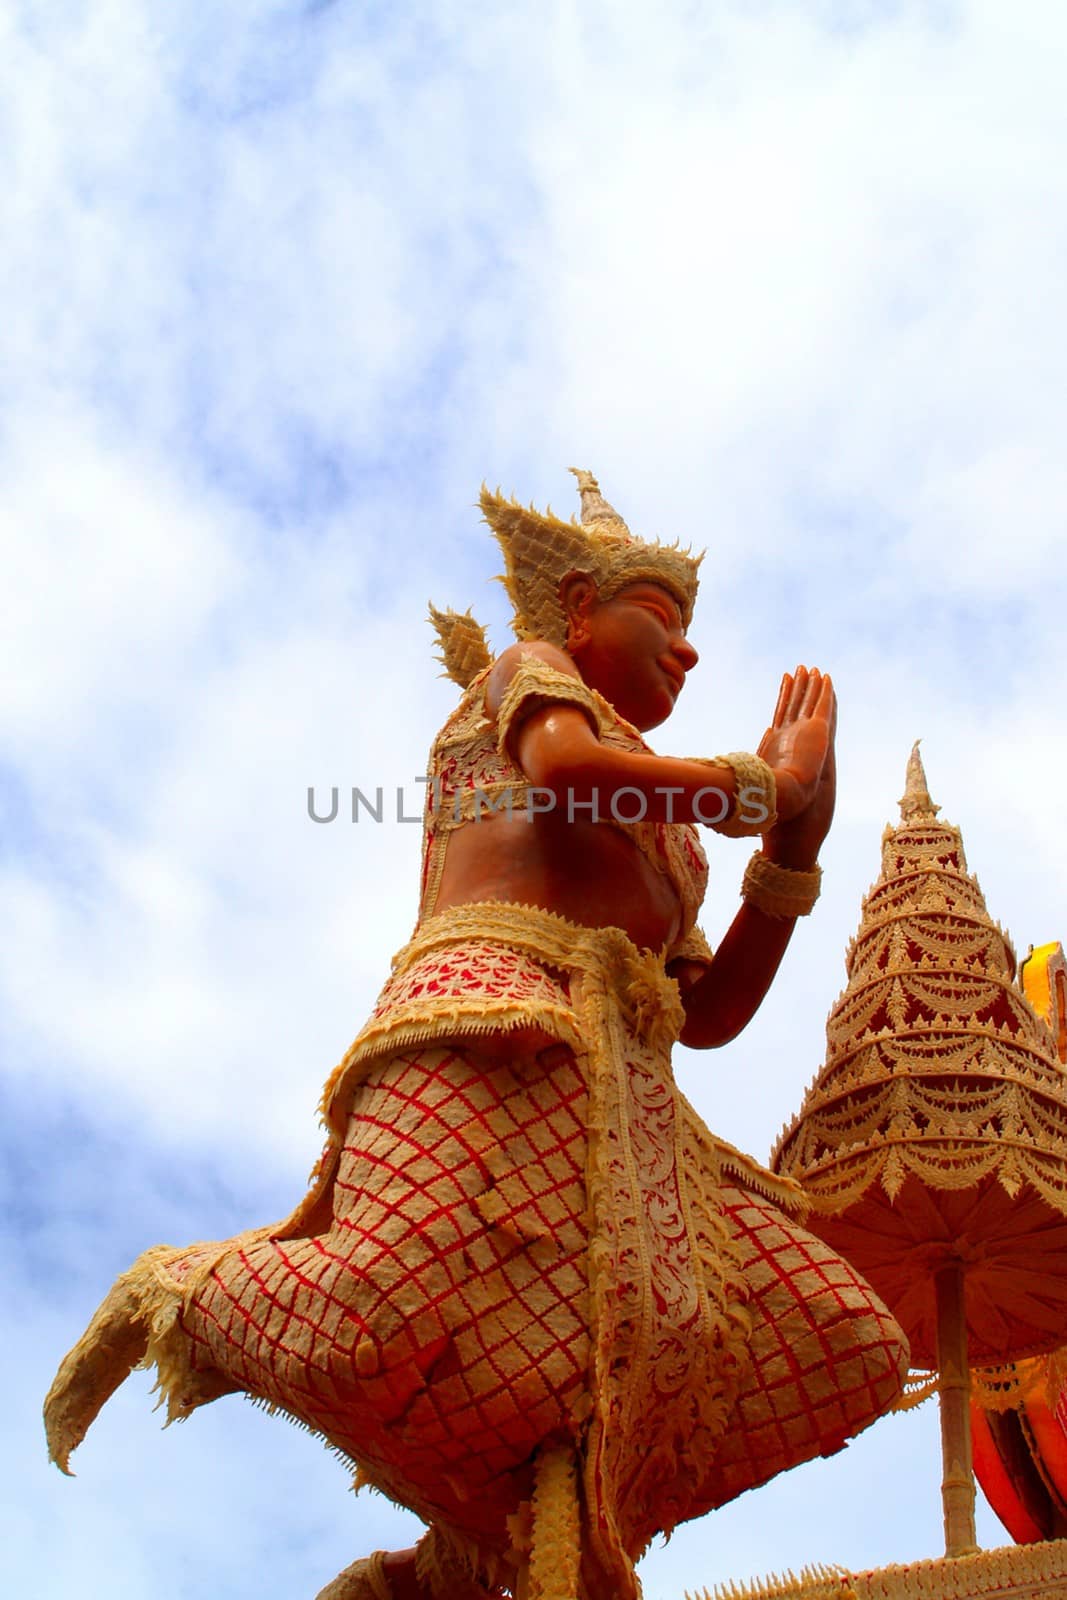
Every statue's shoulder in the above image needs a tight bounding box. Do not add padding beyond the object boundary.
[484,639,582,721]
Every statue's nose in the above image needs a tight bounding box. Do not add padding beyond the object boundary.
[673,636,699,672]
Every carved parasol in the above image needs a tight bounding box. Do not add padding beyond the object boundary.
[774,746,1067,1558]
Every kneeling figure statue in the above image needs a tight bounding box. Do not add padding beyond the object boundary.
[45,471,908,1600]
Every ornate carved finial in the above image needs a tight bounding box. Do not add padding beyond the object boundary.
[568,467,632,541]
[427,603,492,688]
[899,740,940,822]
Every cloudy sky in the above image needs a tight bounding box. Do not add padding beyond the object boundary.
[4,2,1066,1596]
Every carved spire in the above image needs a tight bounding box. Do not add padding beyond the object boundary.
[568,467,632,541]
[899,740,940,822]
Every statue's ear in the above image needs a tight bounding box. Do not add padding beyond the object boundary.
[558,571,598,619]
[559,572,598,654]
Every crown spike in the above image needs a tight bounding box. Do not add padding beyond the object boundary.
[899,739,940,822]
[568,466,631,540]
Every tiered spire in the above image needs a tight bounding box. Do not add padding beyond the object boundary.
[774,747,1067,1560]
[773,748,1067,1368]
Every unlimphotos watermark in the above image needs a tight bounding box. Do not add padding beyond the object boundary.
[307,779,770,828]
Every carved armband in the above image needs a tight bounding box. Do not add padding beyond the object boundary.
[742,851,822,919]
[495,654,600,758]
[688,751,777,837]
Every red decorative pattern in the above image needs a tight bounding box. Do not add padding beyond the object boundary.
[367,943,572,1029]
[183,1044,590,1541]
[696,1185,909,1510]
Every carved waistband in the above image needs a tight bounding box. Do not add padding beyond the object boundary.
[319,901,685,1132]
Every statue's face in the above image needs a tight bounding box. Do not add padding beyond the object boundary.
[566,578,699,730]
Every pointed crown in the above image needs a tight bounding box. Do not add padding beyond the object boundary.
[480,467,702,646]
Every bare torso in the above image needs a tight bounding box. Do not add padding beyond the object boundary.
[433,811,684,952]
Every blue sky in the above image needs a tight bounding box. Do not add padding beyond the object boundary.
[5,2,1067,1596]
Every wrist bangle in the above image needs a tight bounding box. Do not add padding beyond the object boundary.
[742,851,821,918]
[690,752,777,836]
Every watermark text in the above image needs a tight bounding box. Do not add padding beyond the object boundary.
[306,780,769,828]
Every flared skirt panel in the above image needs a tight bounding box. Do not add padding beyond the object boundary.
[184,1042,591,1538]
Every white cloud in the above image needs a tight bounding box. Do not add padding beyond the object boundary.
[0,410,241,753]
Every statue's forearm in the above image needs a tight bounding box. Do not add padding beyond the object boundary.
[675,902,798,1048]
[518,709,741,823]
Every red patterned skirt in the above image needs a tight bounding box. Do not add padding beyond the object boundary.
[62,909,907,1597]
